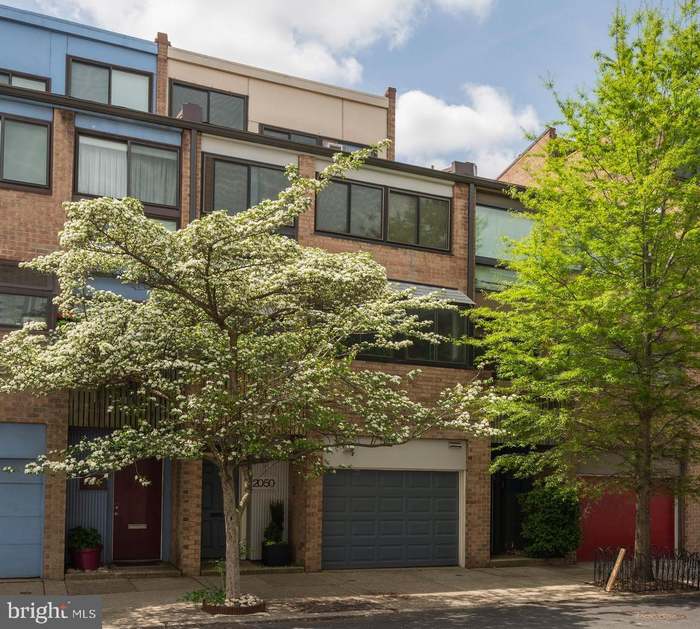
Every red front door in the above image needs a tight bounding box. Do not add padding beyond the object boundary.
[113,458,162,561]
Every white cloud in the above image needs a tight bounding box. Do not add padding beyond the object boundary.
[395,85,540,177]
[31,0,495,85]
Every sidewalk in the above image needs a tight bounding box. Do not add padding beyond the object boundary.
[0,564,633,628]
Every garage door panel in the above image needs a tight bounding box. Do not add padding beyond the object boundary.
[0,460,42,483]
[0,484,43,515]
[0,544,43,578]
[0,516,42,543]
[323,469,459,569]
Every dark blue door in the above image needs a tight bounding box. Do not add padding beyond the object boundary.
[0,423,45,578]
[323,470,459,569]
[201,460,226,559]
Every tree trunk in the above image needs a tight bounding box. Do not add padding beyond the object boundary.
[634,411,654,581]
[220,462,243,601]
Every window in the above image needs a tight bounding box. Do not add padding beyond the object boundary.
[76,135,178,209]
[69,59,151,112]
[0,263,54,328]
[170,82,246,130]
[203,156,291,216]
[0,115,49,187]
[475,204,533,291]
[260,125,367,152]
[386,191,450,250]
[358,308,470,367]
[0,69,48,92]
[316,180,383,239]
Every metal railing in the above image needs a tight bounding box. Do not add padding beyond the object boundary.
[593,547,700,592]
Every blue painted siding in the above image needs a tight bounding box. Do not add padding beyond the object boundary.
[0,5,157,105]
[75,113,182,146]
[0,96,53,120]
[0,423,45,578]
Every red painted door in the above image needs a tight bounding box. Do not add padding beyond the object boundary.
[113,458,162,561]
[577,479,675,561]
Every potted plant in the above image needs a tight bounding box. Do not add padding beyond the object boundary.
[68,526,102,571]
[261,500,290,566]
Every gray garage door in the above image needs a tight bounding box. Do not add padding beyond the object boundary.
[323,470,459,569]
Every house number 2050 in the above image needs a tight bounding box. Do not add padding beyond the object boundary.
[252,478,276,488]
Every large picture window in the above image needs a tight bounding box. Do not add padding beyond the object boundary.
[76,135,178,208]
[0,115,49,187]
[170,82,246,130]
[203,155,290,217]
[359,308,470,367]
[0,263,54,329]
[475,204,533,291]
[69,58,151,112]
[316,184,450,251]
[316,180,383,240]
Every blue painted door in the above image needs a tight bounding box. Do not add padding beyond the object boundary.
[0,423,45,578]
[322,470,459,569]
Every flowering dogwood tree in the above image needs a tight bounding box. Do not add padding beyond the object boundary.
[0,146,498,602]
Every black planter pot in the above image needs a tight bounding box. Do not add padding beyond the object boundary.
[261,542,290,567]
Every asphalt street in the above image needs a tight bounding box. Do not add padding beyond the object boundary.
[182,594,700,628]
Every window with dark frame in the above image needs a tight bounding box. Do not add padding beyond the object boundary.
[475,204,533,292]
[0,263,55,329]
[316,180,383,240]
[316,183,450,251]
[76,134,179,210]
[170,82,246,130]
[0,68,49,92]
[260,125,367,152]
[0,114,50,187]
[357,308,471,368]
[68,58,151,112]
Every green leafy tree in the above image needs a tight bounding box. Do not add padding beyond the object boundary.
[474,3,700,578]
[0,145,497,602]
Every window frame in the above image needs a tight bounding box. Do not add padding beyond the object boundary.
[201,152,297,237]
[0,67,50,92]
[0,112,52,192]
[169,79,248,130]
[0,260,57,330]
[260,123,369,152]
[315,180,452,253]
[315,177,385,240]
[73,130,181,221]
[66,56,154,112]
[356,301,474,369]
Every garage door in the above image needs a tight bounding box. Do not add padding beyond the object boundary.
[0,423,45,578]
[577,478,675,561]
[323,470,459,569]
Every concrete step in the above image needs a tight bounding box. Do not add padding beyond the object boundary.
[65,562,181,580]
[489,556,572,568]
[201,560,304,576]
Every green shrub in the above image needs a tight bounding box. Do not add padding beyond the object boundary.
[68,526,102,550]
[520,485,580,558]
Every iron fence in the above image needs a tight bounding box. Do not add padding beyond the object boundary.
[593,547,700,592]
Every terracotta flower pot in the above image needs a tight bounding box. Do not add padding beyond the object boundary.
[71,546,101,571]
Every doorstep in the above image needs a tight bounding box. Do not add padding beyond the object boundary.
[489,555,573,568]
[201,560,304,576]
[66,562,181,581]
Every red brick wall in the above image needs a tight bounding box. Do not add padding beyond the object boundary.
[171,459,202,575]
[155,33,170,116]
[385,87,396,161]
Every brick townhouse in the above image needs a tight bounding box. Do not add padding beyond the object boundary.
[0,4,527,580]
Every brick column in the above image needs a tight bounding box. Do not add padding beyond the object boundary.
[303,475,323,571]
[173,459,202,575]
[154,32,170,115]
[465,438,491,567]
[296,154,316,246]
[180,129,201,227]
[384,87,396,161]
[452,182,469,294]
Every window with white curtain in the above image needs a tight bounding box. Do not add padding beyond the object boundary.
[77,135,178,208]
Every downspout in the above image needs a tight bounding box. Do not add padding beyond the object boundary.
[189,128,197,224]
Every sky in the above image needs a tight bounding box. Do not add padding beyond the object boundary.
[9,0,679,177]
